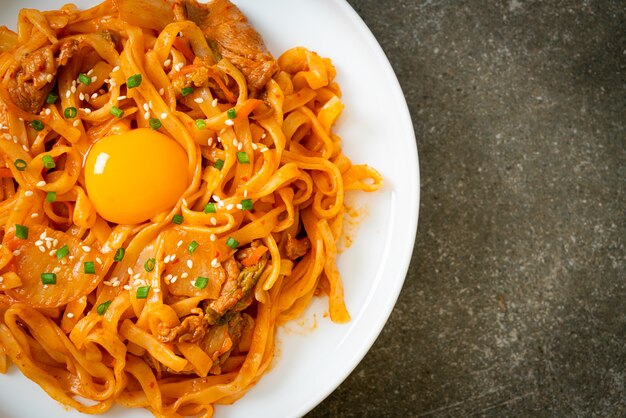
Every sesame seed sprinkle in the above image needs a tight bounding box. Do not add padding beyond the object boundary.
[49,249,56,256]
[251,143,258,150]
[127,267,134,275]
[170,276,177,283]
[65,90,71,99]
[45,108,51,116]
[170,254,176,262]
[163,255,171,263]
[123,285,132,290]
[70,85,76,93]
[161,112,167,119]
[226,203,234,210]
[31,213,39,218]
[187,260,193,269]
[82,245,91,252]
[210,217,217,225]
[159,88,165,96]
[112,66,120,72]
[12,250,20,256]
[181,272,188,279]
[87,69,94,76]
[24,190,33,197]
[96,257,102,264]
[46,74,53,82]
[91,76,97,82]
[91,92,98,99]
[164,59,171,67]
[212,195,221,202]
[35,240,43,246]
[117,95,126,100]
[36,180,46,187]
[52,266,61,274]
[143,103,149,112]
[194,97,204,104]
[237,142,243,151]
[67,312,74,318]
[210,234,216,242]
[177,240,183,247]
[212,98,218,107]
[73,120,80,127]
[224,119,234,126]
[144,111,150,120]
[211,258,219,268]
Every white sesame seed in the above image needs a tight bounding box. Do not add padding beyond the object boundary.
[87,69,94,76]
[46,74,53,82]
[12,136,17,143]
[40,231,47,239]
[226,204,234,210]
[70,85,76,93]
[49,249,56,256]
[112,66,120,72]
[36,180,46,187]
[180,272,188,279]
[112,281,120,287]
[217,200,225,208]
[43,284,48,289]
[65,90,71,99]
[194,97,204,104]
[210,234,216,241]
[177,240,183,247]
[69,255,74,260]
[163,59,171,67]
[144,111,150,120]
[233,139,239,147]
[212,195,221,202]
[208,137,213,146]
[170,254,176,262]
[79,92,85,100]
[236,203,242,210]
[211,258,219,268]
[187,259,193,269]
[123,285,132,290]
[0,277,4,284]
[260,147,269,153]
[35,240,43,246]
[153,288,160,293]
[24,190,33,197]
[217,136,222,143]
[212,98,218,107]
[127,267,133,275]
[160,112,167,119]
[237,142,243,151]
[44,108,51,116]
[117,95,126,100]
[67,312,74,318]
[31,213,39,219]
[224,119,234,126]
[82,245,91,252]
[103,281,111,286]
[52,238,58,246]
[91,76,97,82]
[210,217,217,225]
[261,133,267,139]
[38,246,46,252]
[96,257,102,264]
[12,250,20,256]
[3,133,10,139]
[159,88,165,96]
[251,143,258,150]
[91,93,98,100]
[143,103,149,112]
[243,190,248,198]
[149,101,153,109]
[73,120,80,127]
[163,255,171,263]
[83,108,92,114]
[110,79,117,87]
[52,266,61,274]
[133,278,141,286]
[174,63,183,71]
[170,276,178,283]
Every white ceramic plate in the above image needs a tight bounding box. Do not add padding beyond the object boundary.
[0,1,419,417]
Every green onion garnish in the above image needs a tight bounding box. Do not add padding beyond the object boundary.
[181,87,194,96]
[15,224,28,239]
[195,119,206,130]
[41,272,56,285]
[63,107,77,119]
[240,199,253,211]
[96,300,112,315]
[84,261,95,274]
[45,191,56,202]
[136,285,150,299]
[225,237,239,249]
[236,152,250,164]
[78,73,91,85]
[194,276,208,289]
[204,203,216,213]
[31,119,44,131]
[227,108,237,119]
[213,159,225,170]
[42,155,55,169]
[172,214,183,225]
[144,258,155,272]
[127,74,142,89]
[14,159,27,171]
[149,118,162,130]
[110,106,124,118]
[56,245,69,260]
[46,92,58,104]
[188,240,199,254]
[114,248,125,262]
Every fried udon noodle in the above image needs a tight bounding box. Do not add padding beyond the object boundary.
[0,0,382,416]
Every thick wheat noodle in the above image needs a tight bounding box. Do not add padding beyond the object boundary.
[0,1,382,417]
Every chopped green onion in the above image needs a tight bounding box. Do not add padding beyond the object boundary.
[14,159,27,171]
[46,92,58,104]
[31,119,44,131]
[63,107,77,119]
[204,203,216,213]
[136,285,150,299]
[149,118,162,130]
[78,73,91,85]
[213,159,225,170]
[42,155,56,169]
[144,258,155,272]
[41,272,57,285]
[227,108,237,119]
[110,106,124,118]
[194,276,208,289]
[172,214,183,225]
[225,237,239,249]
[45,191,56,202]
[188,240,199,254]
[181,87,194,96]
[84,261,95,274]
[127,74,142,89]
[240,199,253,211]
[195,119,206,130]
[236,152,250,164]
[114,248,125,262]
[15,224,28,239]
[56,245,69,260]
[97,300,112,315]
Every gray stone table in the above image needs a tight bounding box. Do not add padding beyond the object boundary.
[309,0,625,417]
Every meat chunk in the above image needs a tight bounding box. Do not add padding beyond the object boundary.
[183,0,279,90]
[8,39,79,114]
[285,234,311,260]
[157,308,206,343]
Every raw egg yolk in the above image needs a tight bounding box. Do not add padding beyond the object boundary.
[84,128,188,224]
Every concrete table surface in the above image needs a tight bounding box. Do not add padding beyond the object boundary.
[308,1,625,417]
